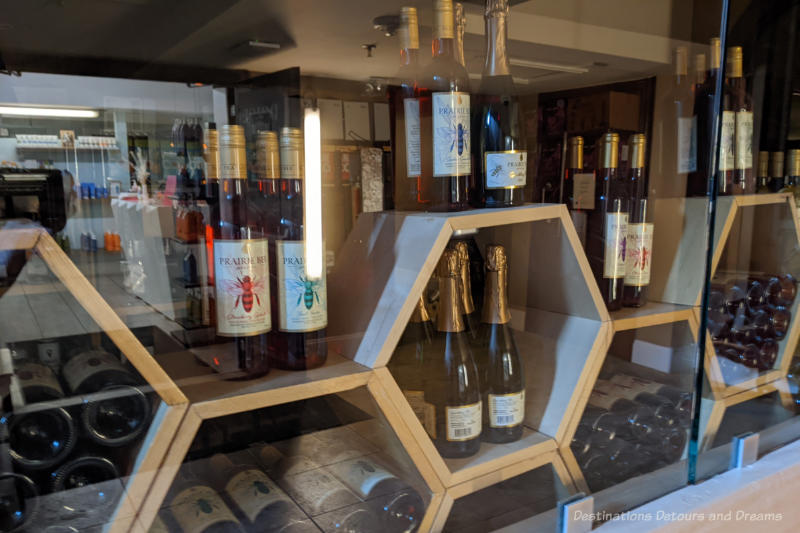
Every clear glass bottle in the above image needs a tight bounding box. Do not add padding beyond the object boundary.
[563,136,593,248]
[623,134,653,308]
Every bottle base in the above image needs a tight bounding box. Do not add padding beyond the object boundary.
[482,427,524,444]
[435,439,481,459]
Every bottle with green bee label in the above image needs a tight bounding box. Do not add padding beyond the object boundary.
[168,465,245,533]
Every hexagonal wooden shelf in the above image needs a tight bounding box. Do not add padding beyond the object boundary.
[0,228,189,533]
[325,205,610,494]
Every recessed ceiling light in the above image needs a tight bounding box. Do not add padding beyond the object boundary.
[0,106,99,118]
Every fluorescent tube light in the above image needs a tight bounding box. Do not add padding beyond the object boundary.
[509,58,589,74]
[303,107,323,280]
[0,106,99,118]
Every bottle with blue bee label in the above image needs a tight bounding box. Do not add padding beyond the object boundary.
[418,0,471,212]
[270,127,328,371]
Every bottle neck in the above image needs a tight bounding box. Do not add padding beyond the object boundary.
[400,48,418,68]
[433,37,456,59]
[482,269,510,324]
[437,277,465,332]
[483,14,511,77]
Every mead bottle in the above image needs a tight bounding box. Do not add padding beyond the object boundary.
[623,134,653,307]
[425,249,482,458]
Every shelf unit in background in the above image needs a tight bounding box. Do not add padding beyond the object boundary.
[0,227,189,533]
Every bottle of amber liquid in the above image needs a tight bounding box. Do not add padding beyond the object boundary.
[214,125,270,378]
[729,46,754,194]
[587,133,629,311]
[419,0,471,211]
[391,6,424,211]
[478,244,524,443]
[252,131,281,239]
[270,127,328,371]
[563,136,593,248]
[424,249,482,458]
[204,123,220,327]
[623,134,653,307]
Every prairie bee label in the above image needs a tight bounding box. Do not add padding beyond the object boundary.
[433,92,471,177]
[485,151,527,189]
[277,241,328,332]
[214,239,271,336]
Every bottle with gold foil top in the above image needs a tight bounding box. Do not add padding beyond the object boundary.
[687,38,720,197]
[452,240,478,337]
[477,244,524,443]
[204,123,220,202]
[388,296,434,429]
[455,2,466,68]
[424,249,481,458]
[419,0,471,211]
[252,131,281,238]
[392,6,425,210]
[623,134,653,307]
[214,124,270,379]
[720,46,753,195]
[770,151,785,192]
[472,0,527,208]
[270,127,328,371]
[756,151,770,193]
[564,136,593,247]
[587,133,629,311]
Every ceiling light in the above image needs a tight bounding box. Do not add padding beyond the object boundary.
[0,106,99,118]
[247,40,281,49]
[509,58,589,74]
[468,73,530,85]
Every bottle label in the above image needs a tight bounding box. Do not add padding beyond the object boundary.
[404,98,422,177]
[432,92,471,177]
[446,401,482,441]
[276,241,328,332]
[677,116,698,173]
[62,350,123,393]
[572,173,595,210]
[718,111,735,171]
[403,390,427,428]
[281,469,358,516]
[488,391,525,428]
[225,468,288,523]
[485,151,527,189]
[16,363,63,396]
[331,458,397,499]
[213,239,271,337]
[624,223,654,287]
[603,213,628,278]
[424,401,437,439]
[280,147,304,179]
[171,485,239,533]
[610,374,663,395]
[735,111,753,170]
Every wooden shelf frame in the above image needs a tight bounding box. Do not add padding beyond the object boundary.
[2,228,190,533]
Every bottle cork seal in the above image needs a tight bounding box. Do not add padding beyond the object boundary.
[485,244,507,272]
[409,295,431,323]
[631,133,646,169]
[399,7,419,50]
[485,0,510,17]
[437,249,460,278]
[758,151,769,178]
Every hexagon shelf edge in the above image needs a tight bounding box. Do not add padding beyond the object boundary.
[2,228,189,533]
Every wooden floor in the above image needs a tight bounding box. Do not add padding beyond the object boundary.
[0,250,178,344]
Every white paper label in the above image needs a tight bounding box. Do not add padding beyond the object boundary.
[678,116,697,173]
[624,223,654,287]
[404,98,421,177]
[432,92,471,177]
[171,485,239,533]
[333,458,397,499]
[446,402,481,441]
[280,147,303,180]
[276,241,328,332]
[63,350,123,393]
[603,213,628,278]
[572,173,595,210]
[281,469,358,516]
[213,239,271,336]
[225,469,288,523]
[718,111,735,171]
[735,111,753,170]
[488,391,525,428]
[485,151,527,189]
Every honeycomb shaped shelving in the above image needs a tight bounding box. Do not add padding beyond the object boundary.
[327,205,610,495]
[0,228,189,533]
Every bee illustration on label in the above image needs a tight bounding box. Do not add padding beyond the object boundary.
[437,116,468,156]
[290,275,323,310]
[221,275,266,312]
[252,480,271,495]
[194,497,216,515]
[490,164,503,177]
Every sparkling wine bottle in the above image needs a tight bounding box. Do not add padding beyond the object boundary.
[587,133,629,311]
[563,136,593,248]
[452,240,478,337]
[391,6,425,211]
[472,0,527,208]
[476,244,525,443]
[270,127,328,371]
[418,0,471,211]
[623,134,653,307]
[424,249,482,458]
[214,124,271,378]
